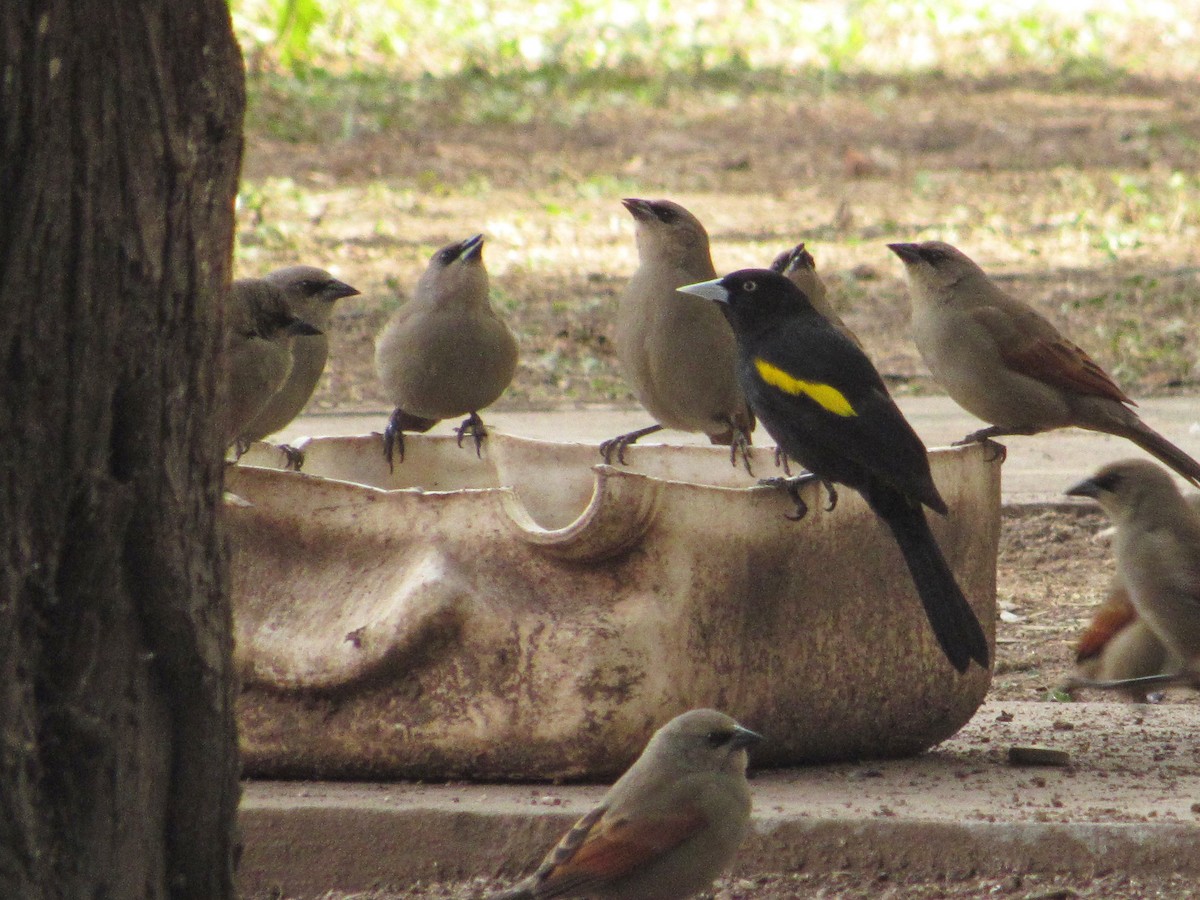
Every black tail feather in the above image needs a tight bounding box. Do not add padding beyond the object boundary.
[865,480,990,673]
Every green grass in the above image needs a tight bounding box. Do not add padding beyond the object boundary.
[235,0,1200,136]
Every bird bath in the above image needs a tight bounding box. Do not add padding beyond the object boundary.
[227,433,999,780]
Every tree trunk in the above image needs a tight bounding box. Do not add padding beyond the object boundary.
[0,2,244,897]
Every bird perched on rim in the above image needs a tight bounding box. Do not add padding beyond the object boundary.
[224,279,322,454]
[888,241,1200,486]
[1066,459,1200,690]
[491,709,761,900]
[375,234,518,468]
[602,198,755,470]
[769,242,861,348]
[239,267,360,446]
[678,268,990,673]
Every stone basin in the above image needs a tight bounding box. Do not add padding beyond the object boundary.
[227,433,999,780]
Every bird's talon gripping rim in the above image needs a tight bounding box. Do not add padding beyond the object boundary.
[731,429,754,477]
[757,475,812,521]
[456,412,487,458]
[822,480,838,512]
[280,444,305,472]
[982,438,1008,464]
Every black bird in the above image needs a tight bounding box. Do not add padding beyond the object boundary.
[678,269,990,673]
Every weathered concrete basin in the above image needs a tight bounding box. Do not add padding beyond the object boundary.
[227,433,999,780]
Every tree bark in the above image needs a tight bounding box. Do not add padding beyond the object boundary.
[0,2,244,897]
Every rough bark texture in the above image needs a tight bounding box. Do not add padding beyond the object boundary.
[0,2,244,897]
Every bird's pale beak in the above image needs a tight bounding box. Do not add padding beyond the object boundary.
[459,233,485,261]
[677,279,730,304]
[887,242,922,263]
[1065,477,1101,499]
[729,725,763,750]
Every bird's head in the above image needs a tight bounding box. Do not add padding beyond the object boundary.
[622,198,712,270]
[677,268,817,334]
[265,265,360,328]
[418,234,489,305]
[647,709,763,777]
[887,240,986,297]
[1066,459,1185,523]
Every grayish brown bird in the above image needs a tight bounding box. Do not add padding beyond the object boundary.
[1066,491,1200,699]
[492,709,760,900]
[239,266,360,444]
[602,198,755,469]
[769,242,861,347]
[889,241,1200,486]
[224,279,321,453]
[375,234,518,467]
[1066,459,1200,690]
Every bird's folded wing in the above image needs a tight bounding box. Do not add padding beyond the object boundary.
[974,306,1134,405]
[1076,592,1138,663]
[532,802,708,896]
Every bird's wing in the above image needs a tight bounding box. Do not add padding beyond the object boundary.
[971,305,1134,405]
[1075,589,1138,663]
[528,801,707,897]
[747,325,943,508]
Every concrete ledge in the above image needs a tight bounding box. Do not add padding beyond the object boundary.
[238,701,1200,897]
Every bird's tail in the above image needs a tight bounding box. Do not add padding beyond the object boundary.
[865,481,990,673]
[1118,419,1200,488]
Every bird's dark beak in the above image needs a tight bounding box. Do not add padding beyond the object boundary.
[328,279,360,300]
[677,279,729,304]
[458,234,485,262]
[1065,477,1101,499]
[286,317,323,337]
[887,242,922,264]
[729,725,763,751]
[621,197,653,221]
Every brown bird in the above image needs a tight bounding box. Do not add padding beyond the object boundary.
[239,266,360,445]
[602,198,754,469]
[224,279,321,453]
[889,241,1200,486]
[374,234,518,468]
[492,709,760,900]
[1068,589,1174,701]
[769,242,861,347]
[1066,459,1200,689]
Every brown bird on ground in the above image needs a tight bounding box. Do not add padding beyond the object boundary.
[602,198,755,470]
[1068,592,1175,701]
[224,279,321,454]
[374,234,518,468]
[492,709,761,900]
[239,266,360,445]
[1066,459,1200,690]
[769,242,861,347]
[888,241,1200,486]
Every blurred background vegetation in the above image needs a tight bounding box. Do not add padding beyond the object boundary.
[232,0,1199,137]
[227,1,1200,408]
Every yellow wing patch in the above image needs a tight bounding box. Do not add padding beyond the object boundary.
[754,358,857,417]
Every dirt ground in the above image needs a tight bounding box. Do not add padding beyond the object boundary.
[238,73,1200,898]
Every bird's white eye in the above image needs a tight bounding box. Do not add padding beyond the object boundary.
[743,280,757,292]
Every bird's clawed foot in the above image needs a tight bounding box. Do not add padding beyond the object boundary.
[757,473,831,521]
[953,428,1016,463]
[730,427,754,476]
[279,444,305,471]
[455,411,487,457]
[382,410,409,472]
[599,424,664,466]
[773,447,793,476]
